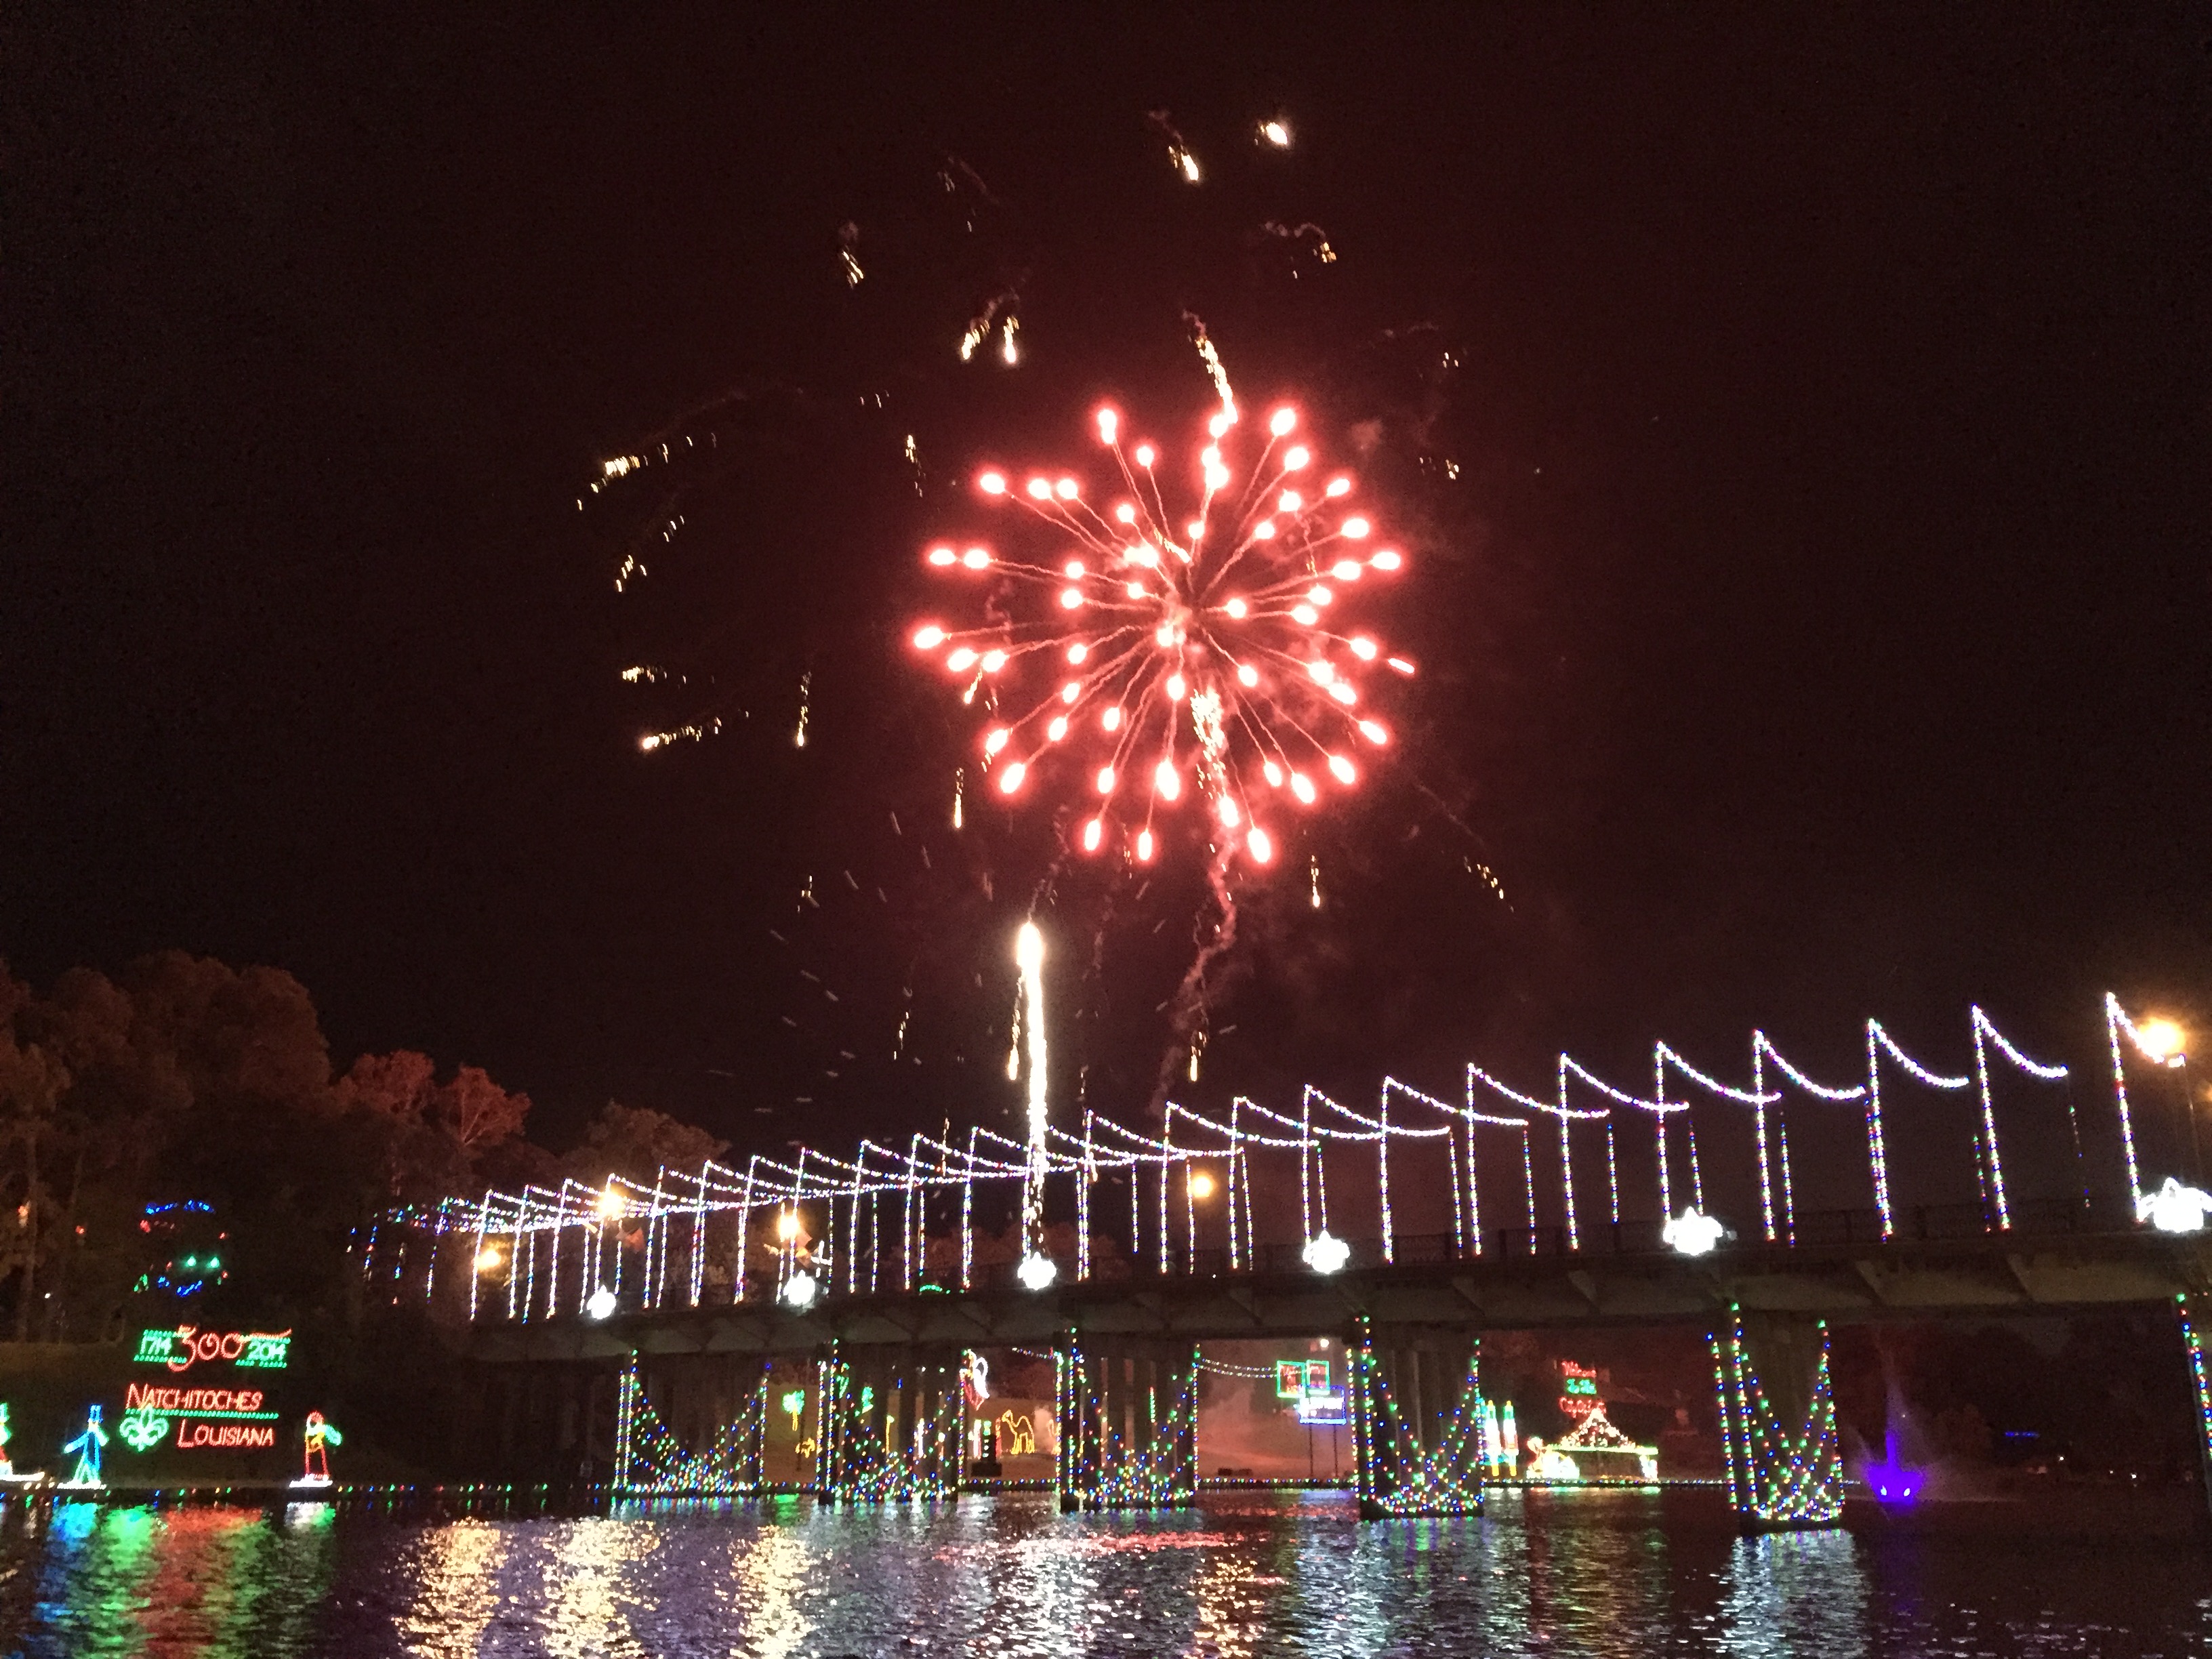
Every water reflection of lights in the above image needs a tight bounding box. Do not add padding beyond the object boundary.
[1720,1528,1869,1655]
[537,1519,658,1658]
[1017,1528,1239,1555]
[729,1525,816,1659]
[0,1488,2169,1654]
[1192,1554,1273,1658]
[398,1519,506,1657]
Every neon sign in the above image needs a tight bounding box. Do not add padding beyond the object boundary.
[1296,1391,1347,1425]
[1559,1361,1600,1416]
[117,1380,281,1454]
[134,1327,291,1372]
[1277,1358,1334,1401]
[176,1422,274,1449]
[124,1382,269,1415]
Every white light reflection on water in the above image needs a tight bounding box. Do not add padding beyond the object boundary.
[1719,1528,1868,1658]
[533,1509,657,1659]
[392,1519,505,1659]
[726,1502,816,1659]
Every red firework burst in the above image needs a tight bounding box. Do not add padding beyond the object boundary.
[909,400,1414,865]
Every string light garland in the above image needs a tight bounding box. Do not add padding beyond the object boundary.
[389,997,2138,1312]
[2108,992,2190,1205]
[1349,1324,1485,1517]
[615,1353,766,1496]
[1055,1335,1199,1510]
[1865,1021,1971,1239]
[817,1346,964,1503]
[2177,1294,2212,1493]
[1710,1306,1843,1528]
[1968,1006,2068,1231]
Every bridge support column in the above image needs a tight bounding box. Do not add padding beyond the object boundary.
[1711,1306,1844,1530]
[2175,1294,2212,1521]
[817,1343,964,1505]
[1054,1332,1197,1511]
[1350,1323,1485,1519]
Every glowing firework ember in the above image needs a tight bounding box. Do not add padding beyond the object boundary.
[909,402,1412,865]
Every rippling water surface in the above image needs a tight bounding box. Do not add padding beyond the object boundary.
[3,1488,2209,1657]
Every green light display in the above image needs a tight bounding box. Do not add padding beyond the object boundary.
[133,1327,291,1372]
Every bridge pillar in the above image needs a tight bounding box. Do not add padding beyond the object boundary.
[1711,1306,1844,1530]
[1054,1333,1197,1511]
[1349,1322,1486,1519]
[817,1343,964,1504]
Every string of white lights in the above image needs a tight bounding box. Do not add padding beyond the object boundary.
[396,997,2169,1322]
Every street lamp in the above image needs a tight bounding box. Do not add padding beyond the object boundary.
[1017,1252,1058,1290]
[2136,1018,2187,1065]
[1188,1169,1216,1201]
[2131,1018,2203,1183]
[586,1286,616,1320]
[474,1244,504,1273]
[781,1269,820,1309]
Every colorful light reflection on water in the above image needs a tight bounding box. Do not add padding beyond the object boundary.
[1,1490,2208,1656]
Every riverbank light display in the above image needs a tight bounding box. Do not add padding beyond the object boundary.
[1523,1362,1660,1484]
[110,1324,302,1479]
[295,1412,342,1487]
[60,1407,108,1490]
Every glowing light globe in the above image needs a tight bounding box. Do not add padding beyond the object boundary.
[1017,1252,1058,1291]
[585,1287,616,1320]
[781,1269,821,1309]
[1662,1208,1726,1256]
[2137,1176,2212,1234]
[1302,1231,1350,1275]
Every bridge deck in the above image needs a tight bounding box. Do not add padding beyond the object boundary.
[466,1226,2211,1363]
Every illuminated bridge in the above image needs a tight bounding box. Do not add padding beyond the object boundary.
[385,995,2212,1526]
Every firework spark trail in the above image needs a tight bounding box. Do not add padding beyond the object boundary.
[1147,110,1202,183]
[907,378,1414,872]
[1149,848,1240,1115]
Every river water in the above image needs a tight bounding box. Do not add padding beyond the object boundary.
[4,1487,2208,1657]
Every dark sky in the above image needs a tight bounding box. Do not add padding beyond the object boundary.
[7,6,2211,1188]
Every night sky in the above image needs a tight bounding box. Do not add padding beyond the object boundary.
[9,7,2211,1185]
